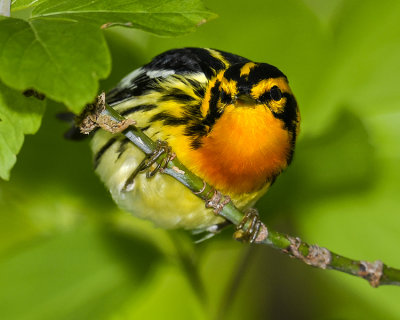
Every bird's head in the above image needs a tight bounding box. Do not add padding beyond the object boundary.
[195,62,300,193]
[202,62,299,137]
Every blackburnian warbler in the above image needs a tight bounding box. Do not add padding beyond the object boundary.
[90,48,300,233]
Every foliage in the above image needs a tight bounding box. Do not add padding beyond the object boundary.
[0,82,45,179]
[0,0,215,179]
[1,0,400,319]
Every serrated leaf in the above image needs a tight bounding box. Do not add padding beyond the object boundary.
[0,81,45,180]
[31,0,217,36]
[3,1,215,112]
[0,17,111,112]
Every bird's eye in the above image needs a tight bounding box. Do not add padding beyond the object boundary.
[270,86,282,101]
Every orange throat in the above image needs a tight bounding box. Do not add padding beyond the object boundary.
[191,105,291,194]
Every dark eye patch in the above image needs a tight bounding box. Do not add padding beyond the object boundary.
[270,85,282,101]
[257,91,269,103]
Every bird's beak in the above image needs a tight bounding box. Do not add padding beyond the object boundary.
[235,94,257,107]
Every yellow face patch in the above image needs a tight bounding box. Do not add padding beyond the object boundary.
[250,76,291,113]
[250,77,291,98]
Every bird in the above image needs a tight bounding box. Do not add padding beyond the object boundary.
[89,47,300,235]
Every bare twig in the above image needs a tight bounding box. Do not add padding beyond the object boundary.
[0,0,10,17]
[79,93,400,288]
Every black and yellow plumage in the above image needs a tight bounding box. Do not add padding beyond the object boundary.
[91,48,300,231]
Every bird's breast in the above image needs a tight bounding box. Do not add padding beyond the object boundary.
[185,105,292,194]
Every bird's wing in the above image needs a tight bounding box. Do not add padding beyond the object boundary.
[106,48,250,105]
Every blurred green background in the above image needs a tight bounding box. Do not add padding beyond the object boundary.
[1,0,400,319]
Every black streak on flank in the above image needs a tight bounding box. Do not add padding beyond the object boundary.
[190,139,203,149]
[140,125,151,132]
[94,138,117,169]
[120,104,157,117]
[184,123,208,149]
[117,138,130,159]
[160,88,196,102]
[186,78,205,98]
[184,123,207,137]
[181,102,203,119]
[150,111,189,126]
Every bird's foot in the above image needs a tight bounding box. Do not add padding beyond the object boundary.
[141,140,176,178]
[123,140,175,191]
[233,208,264,243]
[205,188,231,215]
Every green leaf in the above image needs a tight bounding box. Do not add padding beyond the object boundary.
[0,81,45,180]
[0,17,111,112]
[31,0,217,36]
[11,0,47,11]
[4,1,215,112]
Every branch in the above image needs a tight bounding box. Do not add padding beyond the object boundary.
[82,93,400,288]
[0,0,10,17]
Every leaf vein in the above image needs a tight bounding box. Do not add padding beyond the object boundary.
[27,20,70,91]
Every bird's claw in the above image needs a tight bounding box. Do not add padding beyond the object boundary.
[123,140,175,192]
[140,140,175,178]
[233,208,262,243]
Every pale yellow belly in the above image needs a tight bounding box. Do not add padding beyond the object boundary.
[91,129,269,230]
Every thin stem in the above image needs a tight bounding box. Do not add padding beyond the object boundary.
[94,98,400,287]
[0,0,11,17]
